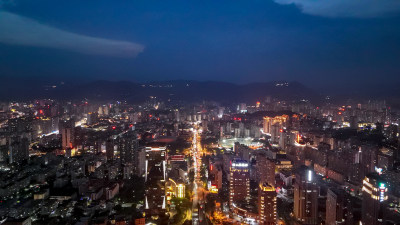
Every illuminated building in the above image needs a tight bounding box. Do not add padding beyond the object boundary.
[61,127,74,150]
[98,105,109,116]
[60,120,75,150]
[169,154,185,162]
[262,115,289,135]
[361,173,387,225]
[263,115,289,144]
[177,183,184,198]
[275,159,292,172]
[167,178,185,200]
[209,184,219,194]
[209,162,223,190]
[258,183,277,225]
[358,122,377,130]
[293,166,318,224]
[134,218,145,225]
[144,144,167,218]
[229,159,250,209]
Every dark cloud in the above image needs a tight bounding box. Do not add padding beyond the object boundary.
[0,11,144,57]
[274,0,400,18]
[0,0,399,87]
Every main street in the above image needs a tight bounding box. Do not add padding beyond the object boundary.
[191,129,208,225]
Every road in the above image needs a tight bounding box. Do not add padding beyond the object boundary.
[191,129,208,225]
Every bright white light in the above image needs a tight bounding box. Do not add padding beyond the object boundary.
[375,167,383,175]
[232,162,248,168]
[308,170,312,182]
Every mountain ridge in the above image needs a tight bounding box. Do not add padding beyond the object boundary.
[0,78,319,103]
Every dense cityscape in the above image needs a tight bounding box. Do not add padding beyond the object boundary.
[0,95,399,225]
[1,0,400,224]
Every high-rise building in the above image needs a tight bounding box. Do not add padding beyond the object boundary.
[262,115,288,135]
[256,154,276,187]
[293,166,318,224]
[258,182,277,225]
[60,120,74,150]
[209,163,223,190]
[326,188,347,225]
[0,145,8,163]
[118,133,140,179]
[137,148,146,177]
[0,137,8,163]
[234,142,251,162]
[361,173,388,225]
[106,139,114,161]
[271,123,282,143]
[229,159,250,208]
[87,112,98,125]
[118,133,139,165]
[9,137,29,164]
[237,103,247,113]
[360,145,379,177]
[94,139,103,154]
[123,163,134,179]
[145,144,167,218]
[167,178,185,200]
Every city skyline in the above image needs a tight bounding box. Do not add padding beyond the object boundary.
[1,1,400,225]
[0,88,400,224]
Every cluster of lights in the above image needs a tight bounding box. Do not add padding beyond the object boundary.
[145,146,167,152]
[177,184,185,198]
[210,185,218,193]
[379,183,386,202]
[260,184,275,192]
[232,162,248,168]
[362,179,388,202]
[375,167,383,175]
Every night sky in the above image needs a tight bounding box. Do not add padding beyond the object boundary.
[0,0,400,88]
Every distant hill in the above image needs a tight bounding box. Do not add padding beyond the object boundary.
[0,78,319,103]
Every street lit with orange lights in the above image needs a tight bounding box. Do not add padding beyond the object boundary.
[191,127,208,225]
